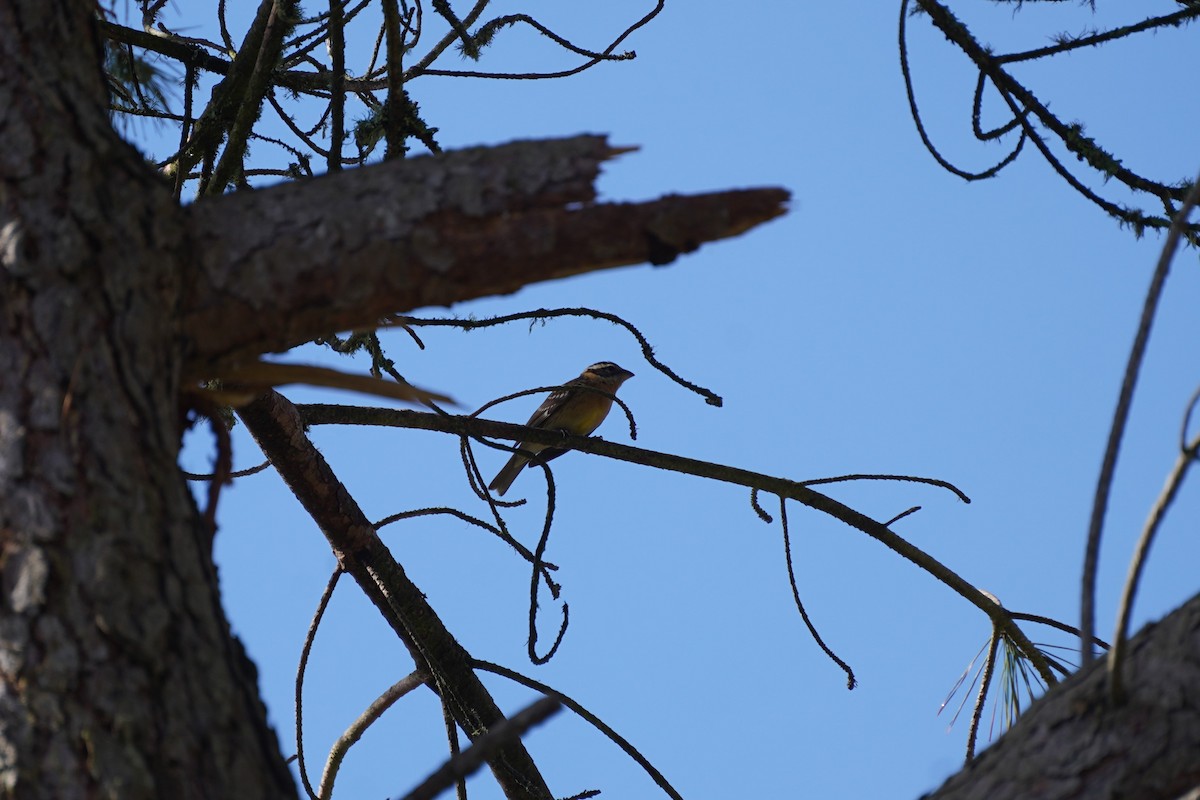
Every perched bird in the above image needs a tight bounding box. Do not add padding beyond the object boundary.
[488,361,635,496]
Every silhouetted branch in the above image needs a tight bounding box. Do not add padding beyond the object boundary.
[238,390,555,799]
[319,670,429,799]
[902,0,1200,233]
[1081,169,1200,666]
[475,661,685,800]
[400,697,562,800]
[182,135,789,374]
[298,402,1056,684]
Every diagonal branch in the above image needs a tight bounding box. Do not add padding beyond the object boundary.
[1081,169,1200,666]
[400,697,562,800]
[167,0,290,183]
[182,135,789,374]
[206,0,293,194]
[236,390,554,800]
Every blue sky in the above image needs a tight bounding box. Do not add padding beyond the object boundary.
[123,1,1200,797]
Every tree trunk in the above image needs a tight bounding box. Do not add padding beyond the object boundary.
[0,3,294,797]
[6,3,1196,800]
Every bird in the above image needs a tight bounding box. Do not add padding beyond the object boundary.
[488,361,635,496]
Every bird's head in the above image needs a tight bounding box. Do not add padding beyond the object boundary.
[582,362,635,385]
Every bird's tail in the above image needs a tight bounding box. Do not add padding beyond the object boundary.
[488,452,528,496]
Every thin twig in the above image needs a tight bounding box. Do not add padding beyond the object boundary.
[393,308,723,407]
[777,497,857,689]
[412,0,665,81]
[473,660,684,800]
[1081,169,1200,665]
[914,0,1185,205]
[399,697,562,800]
[996,7,1200,65]
[1009,611,1109,652]
[374,506,559,581]
[439,700,468,800]
[965,628,1000,763]
[469,14,633,61]
[802,472,970,504]
[175,61,195,199]
[240,390,554,797]
[403,0,491,77]
[898,0,1025,181]
[181,458,272,481]
[526,464,569,665]
[296,569,343,800]
[318,670,429,800]
[1108,435,1200,702]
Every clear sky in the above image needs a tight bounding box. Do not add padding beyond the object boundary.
[123,1,1200,797]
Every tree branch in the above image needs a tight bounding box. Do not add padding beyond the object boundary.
[236,390,554,800]
[182,135,789,374]
[297,403,1056,685]
[207,0,293,194]
[912,0,1185,209]
[169,0,287,182]
[400,697,562,800]
[319,669,429,800]
[1081,169,1200,666]
[98,20,233,77]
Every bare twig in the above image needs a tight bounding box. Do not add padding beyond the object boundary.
[965,628,1000,762]
[801,472,970,503]
[906,0,1196,233]
[296,569,343,800]
[374,506,559,582]
[776,497,856,689]
[996,7,1200,66]
[399,697,562,800]
[395,307,724,407]
[318,670,429,800]
[181,459,273,481]
[1108,432,1200,701]
[1009,611,1109,652]
[474,660,684,800]
[898,0,1026,181]
[1081,169,1200,666]
[413,0,665,81]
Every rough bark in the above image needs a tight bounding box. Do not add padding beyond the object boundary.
[182,137,788,374]
[0,2,294,798]
[925,592,1200,800]
[0,4,787,799]
[15,3,1197,800]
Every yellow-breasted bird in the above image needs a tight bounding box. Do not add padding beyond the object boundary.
[488,361,635,496]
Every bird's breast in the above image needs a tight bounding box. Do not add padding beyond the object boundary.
[552,395,614,436]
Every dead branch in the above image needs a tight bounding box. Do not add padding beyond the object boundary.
[181,135,788,374]
[237,389,554,800]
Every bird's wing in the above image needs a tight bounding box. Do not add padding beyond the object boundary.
[525,384,577,428]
